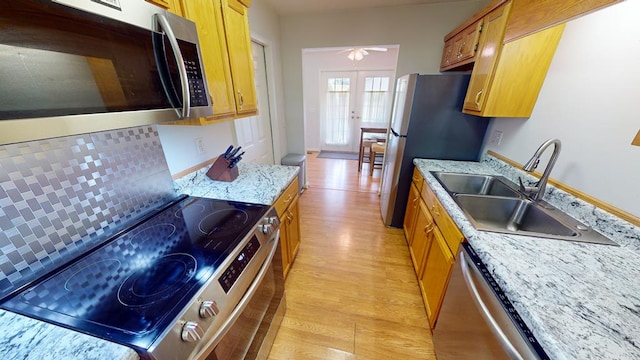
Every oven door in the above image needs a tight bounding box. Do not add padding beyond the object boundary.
[205,235,285,360]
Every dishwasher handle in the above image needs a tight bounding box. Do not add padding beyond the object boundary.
[459,250,525,360]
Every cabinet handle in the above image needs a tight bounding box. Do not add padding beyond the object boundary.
[286,212,293,223]
[237,90,244,109]
[431,204,440,217]
[284,194,293,204]
[424,223,434,234]
[474,89,483,108]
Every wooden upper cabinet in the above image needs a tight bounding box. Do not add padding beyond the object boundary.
[145,0,170,9]
[440,19,482,72]
[180,0,236,121]
[504,0,622,43]
[222,0,258,116]
[175,0,257,124]
[462,3,511,114]
[442,0,621,118]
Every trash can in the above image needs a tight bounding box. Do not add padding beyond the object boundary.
[281,153,306,194]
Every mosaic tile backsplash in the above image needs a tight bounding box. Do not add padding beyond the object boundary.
[0,126,177,299]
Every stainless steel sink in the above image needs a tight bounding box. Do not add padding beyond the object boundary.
[431,172,521,197]
[429,172,618,245]
[453,194,617,245]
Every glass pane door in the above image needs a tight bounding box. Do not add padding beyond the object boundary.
[320,71,394,153]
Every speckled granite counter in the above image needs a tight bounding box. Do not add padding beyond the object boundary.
[414,155,640,360]
[174,162,300,205]
[0,310,137,360]
[0,162,298,360]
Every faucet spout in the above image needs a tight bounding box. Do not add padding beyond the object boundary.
[521,138,562,201]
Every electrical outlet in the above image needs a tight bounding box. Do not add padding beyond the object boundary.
[195,137,205,154]
[489,130,503,147]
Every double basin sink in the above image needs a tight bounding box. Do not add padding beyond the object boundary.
[430,172,617,245]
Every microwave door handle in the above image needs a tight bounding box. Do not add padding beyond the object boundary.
[459,250,525,360]
[154,13,190,118]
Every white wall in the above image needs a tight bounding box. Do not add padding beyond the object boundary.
[279,1,490,155]
[157,122,235,175]
[484,0,640,217]
[302,46,399,151]
[158,1,287,175]
[248,0,288,161]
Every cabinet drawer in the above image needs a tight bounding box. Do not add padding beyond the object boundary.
[274,178,299,217]
[440,19,482,72]
[411,167,424,193]
[422,184,464,255]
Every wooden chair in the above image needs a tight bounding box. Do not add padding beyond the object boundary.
[369,142,385,176]
[358,138,376,172]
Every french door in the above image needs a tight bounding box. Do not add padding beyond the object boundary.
[320,70,394,152]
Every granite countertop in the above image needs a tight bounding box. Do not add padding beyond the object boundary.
[174,162,300,205]
[413,155,640,360]
[0,162,299,360]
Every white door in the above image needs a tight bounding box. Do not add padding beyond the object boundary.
[234,42,275,164]
[320,71,394,152]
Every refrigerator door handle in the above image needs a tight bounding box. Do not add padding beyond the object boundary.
[391,128,407,138]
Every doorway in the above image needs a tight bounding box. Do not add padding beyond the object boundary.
[233,41,275,164]
[302,45,399,154]
[320,70,394,153]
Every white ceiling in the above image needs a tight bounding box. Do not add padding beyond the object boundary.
[264,0,472,15]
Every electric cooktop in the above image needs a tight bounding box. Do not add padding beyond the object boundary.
[0,196,270,350]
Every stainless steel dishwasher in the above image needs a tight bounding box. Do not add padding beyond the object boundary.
[432,242,550,360]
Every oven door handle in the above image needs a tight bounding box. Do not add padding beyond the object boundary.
[195,232,280,359]
[154,13,190,119]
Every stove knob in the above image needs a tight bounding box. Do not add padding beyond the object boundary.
[266,216,280,227]
[199,300,220,319]
[181,321,204,342]
[261,223,273,235]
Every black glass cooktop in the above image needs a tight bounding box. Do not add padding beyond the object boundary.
[0,196,268,350]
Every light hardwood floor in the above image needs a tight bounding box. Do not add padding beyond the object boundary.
[267,152,436,359]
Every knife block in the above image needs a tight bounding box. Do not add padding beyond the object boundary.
[206,156,239,182]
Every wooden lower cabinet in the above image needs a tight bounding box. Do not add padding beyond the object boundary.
[419,227,455,329]
[403,181,421,243]
[274,178,301,279]
[404,173,463,329]
[409,200,434,275]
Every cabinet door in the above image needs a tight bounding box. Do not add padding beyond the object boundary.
[222,0,258,116]
[420,227,455,329]
[181,0,236,119]
[463,2,511,112]
[403,182,421,244]
[409,200,434,276]
[286,195,301,266]
[279,214,292,278]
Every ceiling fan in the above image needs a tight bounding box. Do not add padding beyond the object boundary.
[340,47,388,61]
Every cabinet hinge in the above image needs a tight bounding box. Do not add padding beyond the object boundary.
[479,23,484,33]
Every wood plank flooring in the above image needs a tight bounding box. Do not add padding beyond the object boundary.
[267,152,436,360]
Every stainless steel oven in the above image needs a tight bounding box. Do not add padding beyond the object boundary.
[0,0,213,145]
[205,237,285,360]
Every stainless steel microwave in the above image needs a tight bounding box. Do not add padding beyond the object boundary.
[0,0,213,145]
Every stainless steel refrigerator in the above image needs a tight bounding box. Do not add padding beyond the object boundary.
[380,73,490,228]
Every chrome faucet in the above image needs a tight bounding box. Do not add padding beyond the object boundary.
[519,138,562,201]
